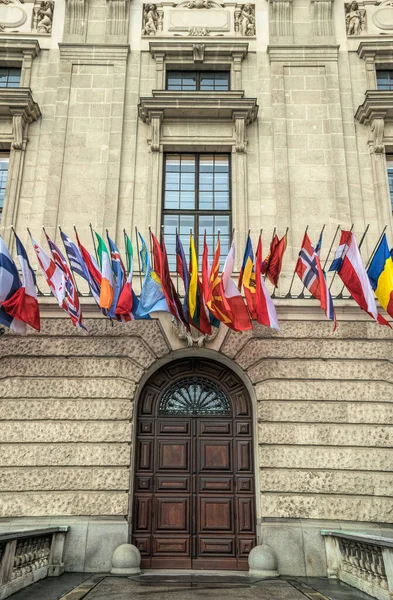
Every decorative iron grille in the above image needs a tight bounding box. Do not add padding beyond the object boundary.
[159,376,231,416]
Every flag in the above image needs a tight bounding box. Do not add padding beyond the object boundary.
[95,232,114,310]
[151,233,186,325]
[295,232,336,329]
[219,240,252,331]
[367,233,393,319]
[116,232,137,317]
[255,234,279,330]
[238,234,257,319]
[1,233,40,331]
[263,232,287,287]
[206,237,231,327]
[124,231,133,276]
[329,230,390,326]
[202,232,220,328]
[107,234,126,319]
[0,236,26,334]
[176,233,190,323]
[46,232,86,330]
[135,233,168,317]
[74,230,101,307]
[31,236,65,307]
[188,233,211,334]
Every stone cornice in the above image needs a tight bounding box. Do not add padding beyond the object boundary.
[354,90,393,124]
[357,40,393,62]
[149,41,249,62]
[138,90,258,123]
[0,88,41,121]
[58,43,130,63]
[267,44,339,63]
[0,39,40,60]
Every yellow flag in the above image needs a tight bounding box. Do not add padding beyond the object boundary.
[188,233,198,318]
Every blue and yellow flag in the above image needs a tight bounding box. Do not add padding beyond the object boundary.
[367,233,393,319]
[135,233,168,317]
[238,234,256,319]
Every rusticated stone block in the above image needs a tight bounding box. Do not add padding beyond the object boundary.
[0,399,132,420]
[258,423,393,447]
[237,339,392,369]
[0,357,144,381]
[0,444,130,466]
[0,492,129,517]
[259,446,393,471]
[259,469,393,496]
[249,358,392,384]
[0,467,130,491]
[260,494,393,522]
[0,422,131,443]
[256,380,393,401]
[0,337,157,369]
[0,378,136,399]
[258,401,393,424]
[9,318,170,357]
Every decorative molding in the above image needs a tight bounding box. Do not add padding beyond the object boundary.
[64,0,89,36]
[58,42,130,62]
[371,117,385,153]
[138,90,258,152]
[269,0,293,37]
[172,318,220,347]
[267,44,339,62]
[149,40,249,63]
[357,40,393,61]
[192,42,205,61]
[311,0,334,36]
[354,90,393,154]
[106,0,130,36]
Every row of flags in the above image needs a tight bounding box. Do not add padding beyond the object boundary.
[0,226,392,335]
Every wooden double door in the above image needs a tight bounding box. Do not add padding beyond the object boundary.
[132,358,256,570]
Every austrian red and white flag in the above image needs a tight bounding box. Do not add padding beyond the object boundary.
[30,236,65,307]
[329,230,390,326]
[219,240,252,332]
[4,233,41,331]
[255,235,279,330]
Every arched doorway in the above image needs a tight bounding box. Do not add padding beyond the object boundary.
[132,357,256,570]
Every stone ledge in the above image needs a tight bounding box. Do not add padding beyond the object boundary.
[267,44,340,63]
[0,39,40,59]
[149,40,249,62]
[0,526,69,543]
[355,90,393,124]
[322,529,393,548]
[58,43,130,63]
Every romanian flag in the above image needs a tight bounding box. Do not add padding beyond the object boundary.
[95,232,114,310]
[188,233,211,334]
[367,233,393,319]
[238,234,257,319]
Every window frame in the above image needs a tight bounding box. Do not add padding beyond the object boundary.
[386,153,393,211]
[0,66,21,89]
[161,151,232,262]
[165,70,231,92]
[0,151,10,217]
[376,69,393,91]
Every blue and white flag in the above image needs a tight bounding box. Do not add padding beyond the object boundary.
[0,236,26,333]
[135,233,168,318]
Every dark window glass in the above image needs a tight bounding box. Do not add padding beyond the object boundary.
[387,155,393,211]
[0,68,21,88]
[166,71,230,92]
[0,153,9,216]
[377,70,393,91]
[163,153,231,270]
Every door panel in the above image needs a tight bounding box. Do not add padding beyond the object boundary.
[133,359,256,571]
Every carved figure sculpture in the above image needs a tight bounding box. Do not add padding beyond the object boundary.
[36,0,54,33]
[345,1,366,34]
[142,3,158,35]
[187,0,212,7]
[239,4,255,36]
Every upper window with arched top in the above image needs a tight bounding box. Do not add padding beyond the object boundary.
[158,376,231,416]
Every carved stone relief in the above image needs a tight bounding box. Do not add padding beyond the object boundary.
[142,3,160,35]
[372,0,393,30]
[188,26,209,34]
[172,318,219,348]
[32,0,54,33]
[371,118,385,153]
[345,1,366,35]
[192,43,205,61]
[0,0,27,33]
[234,3,256,35]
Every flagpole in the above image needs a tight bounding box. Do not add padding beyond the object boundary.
[135,225,143,293]
[148,225,153,269]
[329,223,353,292]
[336,223,369,299]
[286,225,307,299]
[59,225,81,296]
[21,226,44,296]
[299,224,325,298]
[323,224,340,271]
[175,227,179,295]
[123,229,129,277]
[365,225,387,270]
[89,223,99,264]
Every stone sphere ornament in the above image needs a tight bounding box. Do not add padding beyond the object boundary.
[110,544,141,575]
[248,544,279,578]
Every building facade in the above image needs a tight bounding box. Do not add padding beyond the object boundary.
[0,0,393,576]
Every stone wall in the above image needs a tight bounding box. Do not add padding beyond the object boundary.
[0,308,392,573]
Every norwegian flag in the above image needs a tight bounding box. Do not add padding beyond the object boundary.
[296,232,336,329]
[45,232,86,330]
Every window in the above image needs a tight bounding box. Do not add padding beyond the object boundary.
[376,70,393,90]
[0,67,21,88]
[159,376,231,416]
[387,155,393,211]
[162,153,231,270]
[0,153,9,216]
[166,71,230,92]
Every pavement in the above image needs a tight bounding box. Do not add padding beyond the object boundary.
[8,573,374,600]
